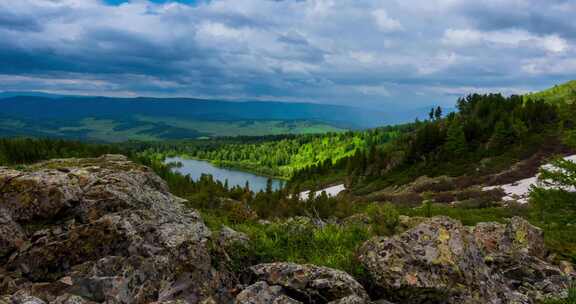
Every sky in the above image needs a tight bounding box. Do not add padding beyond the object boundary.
[0,0,574,110]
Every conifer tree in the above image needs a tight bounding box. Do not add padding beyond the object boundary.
[444,122,467,156]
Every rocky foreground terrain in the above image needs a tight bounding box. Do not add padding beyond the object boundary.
[0,155,573,304]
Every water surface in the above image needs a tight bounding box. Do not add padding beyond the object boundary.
[165,156,283,192]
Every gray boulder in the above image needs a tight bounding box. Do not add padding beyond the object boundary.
[0,155,235,303]
[238,262,370,304]
[358,216,572,304]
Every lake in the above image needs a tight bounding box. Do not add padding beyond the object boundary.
[165,156,284,192]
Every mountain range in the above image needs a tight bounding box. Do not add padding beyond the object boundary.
[0,95,429,142]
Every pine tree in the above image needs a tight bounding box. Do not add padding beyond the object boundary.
[444,122,467,156]
[488,120,514,151]
[434,106,443,120]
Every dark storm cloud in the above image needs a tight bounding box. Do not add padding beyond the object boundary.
[457,1,576,39]
[0,0,574,108]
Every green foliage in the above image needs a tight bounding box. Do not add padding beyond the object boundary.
[135,126,406,180]
[529,155,576,262]
[366,202,400,236]
[0,137,124,166]
[564,130,576,148]
[540,158,576,188]
[524,80,576,105]
[325,93,562,193]
[444,122,467,156]
[229,221,371,277]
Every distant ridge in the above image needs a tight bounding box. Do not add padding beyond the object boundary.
[0,95,426,141]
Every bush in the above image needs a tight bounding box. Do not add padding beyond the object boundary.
[366,202,400,236]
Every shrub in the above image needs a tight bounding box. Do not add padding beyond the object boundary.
[366,202,400,236]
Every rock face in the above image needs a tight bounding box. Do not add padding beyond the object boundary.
[237,263,370,304]
[358,216,572,304]
[0,155,235,303]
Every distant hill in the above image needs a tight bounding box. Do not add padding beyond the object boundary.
[0,95,417,142]
[524,80,576,104]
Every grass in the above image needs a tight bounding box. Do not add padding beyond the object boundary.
[231,221,371,278]
[398,204,528,226]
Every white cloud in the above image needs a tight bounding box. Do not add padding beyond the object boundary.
[522,58,576,75]
[349,51,377,64]
[443,28,569,53]
[372,9,403,32]
[355,85,392,97]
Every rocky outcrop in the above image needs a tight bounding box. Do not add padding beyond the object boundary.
[358,216,572,304]
[0,155,235,303]
[1,155,573,304]
[238,263,370,304]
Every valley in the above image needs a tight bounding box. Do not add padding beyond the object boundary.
[1,81,575,303]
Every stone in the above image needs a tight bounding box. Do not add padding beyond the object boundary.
[358,216,572,304]
[218,226,250,248]
[236,281,302,304]
[245,262,370,303]
[0,155,234,303]
[0,209,26,258]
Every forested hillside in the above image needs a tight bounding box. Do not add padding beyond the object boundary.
[321,93,568,191]
[134,125,410,178]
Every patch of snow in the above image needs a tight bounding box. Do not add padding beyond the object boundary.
[299,184,346,201]
[483,154,576,204]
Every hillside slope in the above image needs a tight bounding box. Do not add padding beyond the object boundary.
[524,80,576,104]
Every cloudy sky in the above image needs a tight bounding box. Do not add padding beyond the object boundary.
[0,0,574,110]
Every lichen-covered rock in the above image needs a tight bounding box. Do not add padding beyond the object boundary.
[9,292,47,304]
[218,226,250,248]
[0,155,234,303]
[51,294,95,304]
[358,216,572,304]
[326,295,366,304]
[236,281,302,304]
[280,217,326,232]
[359,216,505,303]
[243,263,370,304]
[473,217,546,259]
[0,210,26,258]
[473,218,566,302]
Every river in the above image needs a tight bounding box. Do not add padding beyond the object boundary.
[165,156,284,192]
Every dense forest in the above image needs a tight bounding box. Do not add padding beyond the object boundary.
[290,94,573,191]
[0,138,125,166]
[134,125,410,179]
